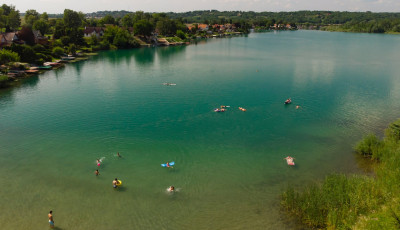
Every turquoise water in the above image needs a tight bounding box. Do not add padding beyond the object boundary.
[1,30,400,229]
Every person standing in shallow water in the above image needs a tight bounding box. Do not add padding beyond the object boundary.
[95,169,100,176]
[48,210,54,228]
[113,178,119,188]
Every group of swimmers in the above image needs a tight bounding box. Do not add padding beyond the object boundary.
[94,153,122,187]
[94,153,176,192]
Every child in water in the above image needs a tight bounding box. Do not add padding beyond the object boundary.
[96,159,101,167]
[95,169,100,176]
[168,186,175,192]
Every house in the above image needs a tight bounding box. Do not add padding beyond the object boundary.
[0,35,7,47]
[0,32,22,47]
[83,27,105,38]
[198,24,209,31]
[32,30,49,45]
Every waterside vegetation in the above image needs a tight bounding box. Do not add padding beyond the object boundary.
[281,119,400,229]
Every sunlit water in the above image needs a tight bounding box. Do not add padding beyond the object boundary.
[1,30,400,229]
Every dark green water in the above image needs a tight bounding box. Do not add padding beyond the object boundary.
[1,30,400,229]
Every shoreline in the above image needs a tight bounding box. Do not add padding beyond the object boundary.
[0,32,251,91]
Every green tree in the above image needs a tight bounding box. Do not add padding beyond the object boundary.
[33,19,49,35]
[100,15,115,25]
[0,9,5,32]
[133,19,153,36]
[113,29,130,48]
[121,14,133,27]
[7,9,20,31]
[53,19,65,39]
[40,12,48,21]
[156,18,177,36]
[24,9,39,27]
[63,9,82,29]
[103,25,119,43]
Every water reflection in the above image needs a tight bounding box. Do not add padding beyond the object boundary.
[0,75,40,108]
[156,46,186,62]
[131,47,156,66]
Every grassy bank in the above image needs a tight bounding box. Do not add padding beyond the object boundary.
[281,119,400,229]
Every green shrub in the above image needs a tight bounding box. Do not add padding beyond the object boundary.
[176,30,186,40]
[52,47,65,57]
[33,44,46,53]
[355,133,381,158]
[0,49,20,65]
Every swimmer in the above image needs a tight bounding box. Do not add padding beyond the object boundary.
[96,159,101,167]
[117,152,121,158]
[166,162,170,168]
[113,178,119,188]
[95,169,100,176]
[168,186,175,192]
[296,105,300,109]
[48,210,54,228]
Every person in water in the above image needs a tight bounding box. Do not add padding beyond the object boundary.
[96,159,101,167]
[95,169,100,176]
[168,186,175,192]
[296,105,300,109]
[48,210,54,228]
[113,178,119,188]
[117,152,121,158]
[166,162,170,167]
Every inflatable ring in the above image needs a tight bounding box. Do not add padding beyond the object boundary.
[117,180,122,187]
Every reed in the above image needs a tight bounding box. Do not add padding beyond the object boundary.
[281,119,400,229]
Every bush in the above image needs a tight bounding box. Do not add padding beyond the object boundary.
[33,44,46,53]
[354,133,381,159]
[176,30,186,40]
[0,49,20,65]
[52,47,65,58]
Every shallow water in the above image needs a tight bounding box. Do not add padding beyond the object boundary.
[1,30,400,229]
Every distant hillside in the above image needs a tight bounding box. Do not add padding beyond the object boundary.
[85,10,133,18]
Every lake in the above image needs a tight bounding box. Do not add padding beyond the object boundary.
[1,30,400,229]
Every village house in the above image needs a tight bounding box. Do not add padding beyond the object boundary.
[83,27,105,38]
[0,32,23,47]
[32,30,49,45]
[198,24,209,31]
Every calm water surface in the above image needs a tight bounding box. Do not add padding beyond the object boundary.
[1,30,400,229]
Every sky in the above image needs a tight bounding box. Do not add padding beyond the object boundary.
[3,0,400,14]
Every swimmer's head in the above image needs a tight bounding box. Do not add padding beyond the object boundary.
[115,178,118,180]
